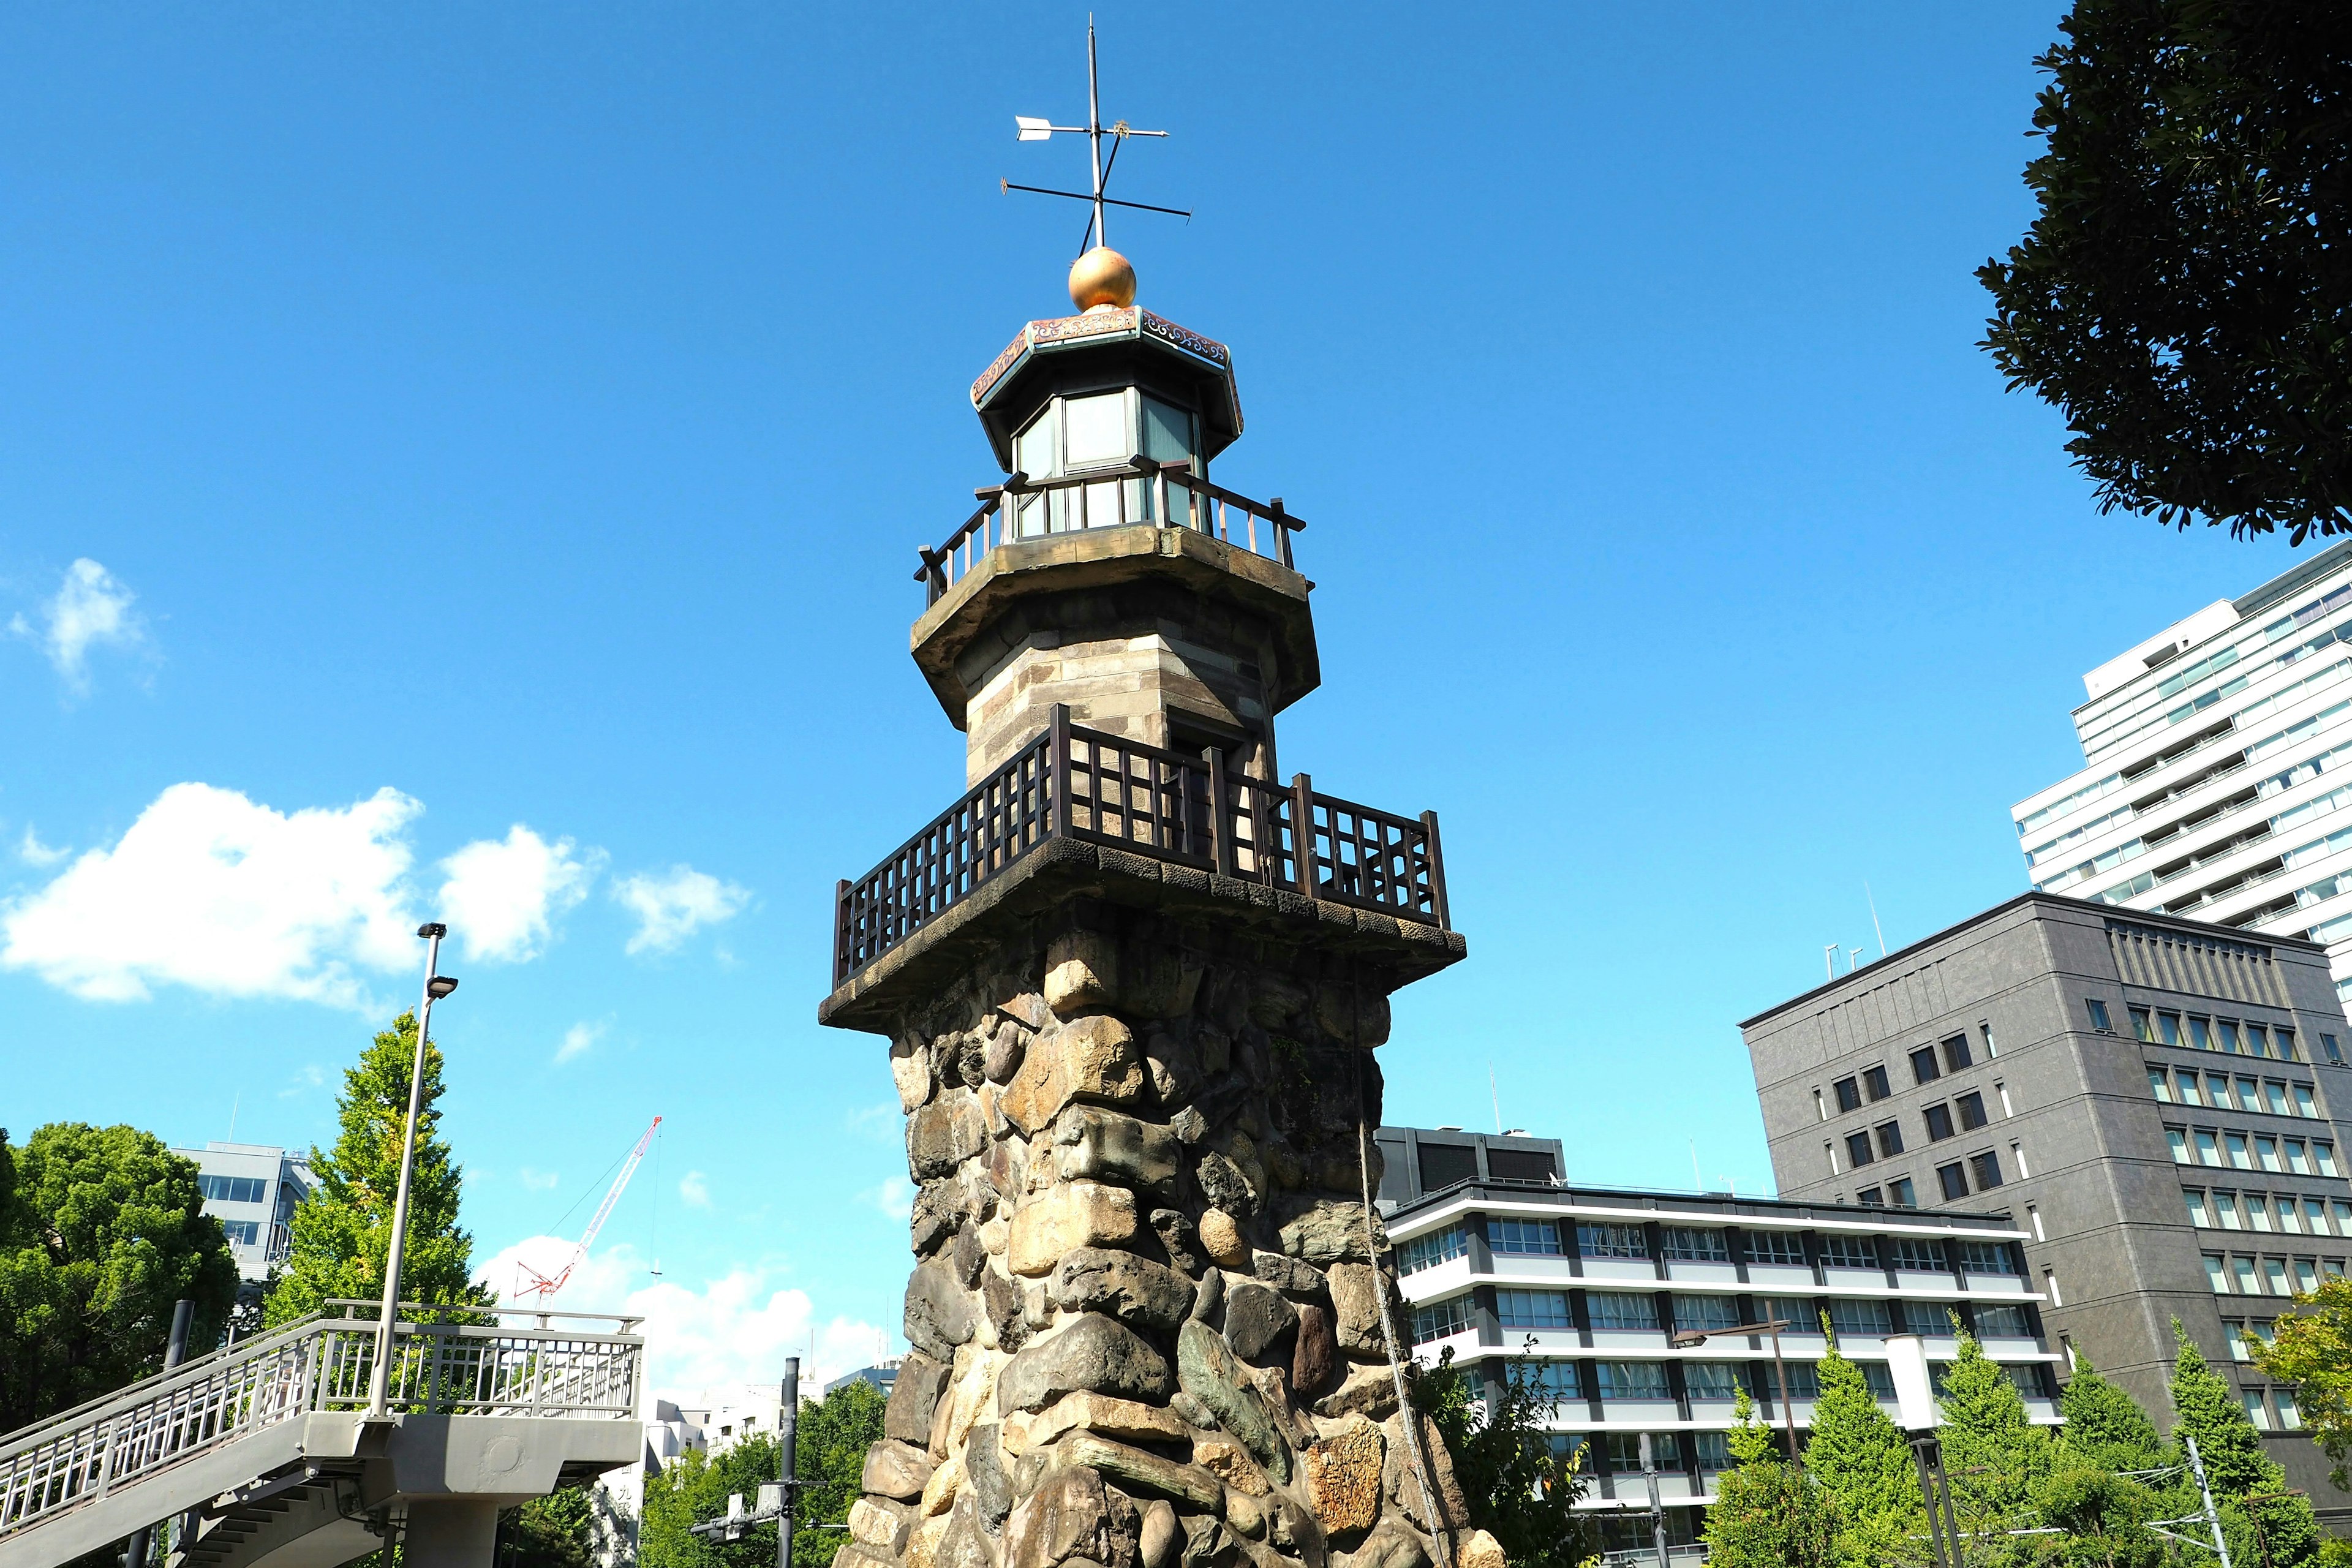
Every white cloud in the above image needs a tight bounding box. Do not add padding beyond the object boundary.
[12,559,147,695]
[472,1237,891,1396]
[519,1166,562,1192]
[845,1104,898,1144]
[436,826,599,963]
[678,1170,711,1209]
[556,1019,607,1066]
[277,1063,330,1099]
[863,1177,913,1221]
[0,783,420,1005]
[17,827,69,868]
[612,865,749,956]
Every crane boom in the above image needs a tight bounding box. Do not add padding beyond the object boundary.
[514,1115,661,1303]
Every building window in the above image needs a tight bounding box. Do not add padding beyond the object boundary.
[2244,1390,2274,1430]
[1874,1121,1903,1158]
[1673,1294,1743,1332]
[2190,1017,2215,1050]
[1496,1289,1573,1329]
[1997,1082,2015,1117]
[1760,1362,1821,1400]
[2296,1083,2321,1118]
[2223,1317,2253,1359]
[2150,1067,2175,1102]
[1692,1430,1732,1472]
[1959,1241,2019,1275]
[2286,1137,2312,1174]
[2266,1080,2294,1117]
[1400,1226,1468,1274]
[1594,1362,1670,1400]
[1683,1361,1744,1400]
[1574,1222,1643,1259]
[2132,1006,2157,1042]
[1983,1023,2000,1058]
[2247,1023,2274,1058]
[2281,1029,2302,1061]
[199,1175,269,1205]
[1819,1234,1879,1269]
[1834,1076,1863,1113]
[1660,1226,1730,1262]
[1825,1298,1893,1336]
[1975,1303,2030,1337]
[2319,1141,2341,1177]
[2206,1254,2233,1293]
[1494,1218,1566,1256]
[2198,1130,2225,1166]
[2209,1073,2236,1109]
[1942,1035,1973,1072]
[1826,1142,1838,1176]
[1856,1186,1884,1206]
[1863,1065,1892,1101]
[221,1220,260,1246]
[2046,1267,2065,1306]
[2264,1257,2293,1295]
[1743,1232,1806,1267]
[2257,1136,2284,1172]
[2158,1012,2185,1047]
[1412,1295,1473,1341]
[2234,1256,2263,1294]
[2089,999,2115,1031]
[2296,1257,2322,1292]
[1938,1163,1970,1201]
[1956,1092,1988,1131]
[2012,1141,2032,1178]
[2324,1033,2345,1065]
[2220,1020,2244,1054]
[1887,1177,1917,1207]
[1845,1131,1877,1169]
[1887,1237,1946,1272]
[2216,1191,2244,1229]
[1970,1150,2005,1190]
[1911,1046,1942,1086]
[1586,1292,1660,1330]
[2169,1128,2193,1163]
[2279,1388,2304,1428]
[2227,1133,2254,1169]
[2187,1189,2213,1227]
[1924,1103,1956,1142]
[1521,1362,1580,1404]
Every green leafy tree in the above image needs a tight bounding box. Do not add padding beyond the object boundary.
[643,1379,889,1568]
[1978,0,2352,542]
[1407,1344,1596,1568]
[2032,1465,2165,1568]
[267,1012,491,1327]
[2253,1275,2352,1488]
[1803,1324,1923,1566]
[1937,1326,2054,1564]
[498,1487,598,1568]
[2171,1319,2321,1567]
[2055,1351,2168,1474]
[0,1123,239,1431]
[1703,1387,1841,1568]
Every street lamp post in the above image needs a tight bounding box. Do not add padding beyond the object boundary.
[1670,1318,1800,1466]
[366,922,459,1416]
[1886,1333,1966,1568]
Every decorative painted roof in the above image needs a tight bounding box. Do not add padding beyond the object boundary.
[970,307,1233,409]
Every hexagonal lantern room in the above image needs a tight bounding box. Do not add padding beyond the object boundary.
[820,250,1479,1568]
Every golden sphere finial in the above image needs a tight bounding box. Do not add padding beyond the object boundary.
[1069,246,1137,312]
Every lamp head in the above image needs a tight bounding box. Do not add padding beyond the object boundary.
[1668,1331,1707,1348]
[418,922,448,940]
[426,976,460,1000]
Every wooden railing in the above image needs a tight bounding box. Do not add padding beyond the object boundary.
[834,707,1447,982]
[916,461,1304,607]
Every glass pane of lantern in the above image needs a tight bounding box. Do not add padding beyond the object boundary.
[1015,413,1055,481]
[1140,396,1194,463]
[1063,393,1129,469]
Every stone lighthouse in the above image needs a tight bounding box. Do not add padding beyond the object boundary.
[820,243,1475,1568]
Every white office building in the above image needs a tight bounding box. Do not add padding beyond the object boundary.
[170,1141,315,1287]
[2013,541,2352,1017]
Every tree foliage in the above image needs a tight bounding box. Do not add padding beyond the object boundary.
[1407,1344,1596,1568]
[267,1012,492,1327]
[1801,1328,1921,1565]
[497,1487,599,1568]
[2171,1319,2321,1567]
[1703,1387,1842,1568]
[1939,1327,2055,1558]
[0,1123,239,1431]
[1978,0,2352,541]
[2253,1274,2352,1488]
[643,1379,888,1568]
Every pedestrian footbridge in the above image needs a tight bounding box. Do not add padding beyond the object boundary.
[0,1303,643,1568]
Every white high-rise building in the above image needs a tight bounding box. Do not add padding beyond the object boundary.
[2013,540,2352,1017]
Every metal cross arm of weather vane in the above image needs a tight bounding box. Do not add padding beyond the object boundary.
[1003,20,1191,255]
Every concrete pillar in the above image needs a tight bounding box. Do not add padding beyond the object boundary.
[402,1499,499,1567]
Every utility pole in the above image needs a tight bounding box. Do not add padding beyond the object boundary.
[368,924,459,1415]
[2185,1434,2234,1568]
[1637,1432,1667,1568]
[124,1300,194,1568]
[777,1359,799,1568]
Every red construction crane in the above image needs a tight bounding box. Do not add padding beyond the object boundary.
[514,1115,662,1303]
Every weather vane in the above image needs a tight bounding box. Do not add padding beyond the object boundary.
[1003,17,1192,257]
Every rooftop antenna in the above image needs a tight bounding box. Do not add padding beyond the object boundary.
[1488,1062,1502,1136]
[1824,943,1838,982]
[1006,17,1191,256]
[1865,881,1888,957]
[1849,947,1864,973]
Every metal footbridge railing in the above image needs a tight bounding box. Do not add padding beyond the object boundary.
[0,1302,642,1568]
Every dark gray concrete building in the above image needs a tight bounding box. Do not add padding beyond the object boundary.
[1376,1125,2059,1559]
[1742,892,2352,1516]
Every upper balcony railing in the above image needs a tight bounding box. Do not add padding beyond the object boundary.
[833,706,1447,984]
[916,460,1304,608]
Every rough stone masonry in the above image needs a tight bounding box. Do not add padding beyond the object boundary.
[827,899,1505,1568]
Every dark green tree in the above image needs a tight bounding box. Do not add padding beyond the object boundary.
[2055,1351,2168,1474]
[1937,1327,2053,1564]
[1801,1327,1922,1566]
[1978,0,2352,542]
[1406,1344,1596,1568]
[1702,1387,1841,1568]
[498,1487,598,1568]
[0,1123,239,1431]
[267,1012,491,1327]
[2170,1320,2321,1567]
[791,1379,886,1568]
[641,1379,889,1568]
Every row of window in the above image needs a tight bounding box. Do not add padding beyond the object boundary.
[2184,1186,2352,1235]
[2079,730,2352,910]
[1399,1221,2009,1276]
[220,1219,261,1246]
[1410,1288,2034,1343]
[1842,1091,2002,1169]
[2109,1001,2330,1063]
[2203,1252,2344,1298]
[2147,1065,2323,1118]
[2079,590,2352,763]
[1834,1144,2010,1199]
[199,1174,269,1205]
[1823,1030,1995,1118]
[2165,1125,2341,1177]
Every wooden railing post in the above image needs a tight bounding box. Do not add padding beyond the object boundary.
[1205,749,1233,877]
[1050,705,1073,840]
[833,878,853,984]
[1270,497,1294,568]
[1291,774,1316,897]
[1420,810,1451,930]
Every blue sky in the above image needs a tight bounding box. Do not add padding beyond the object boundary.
[0,3,2310,1393]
